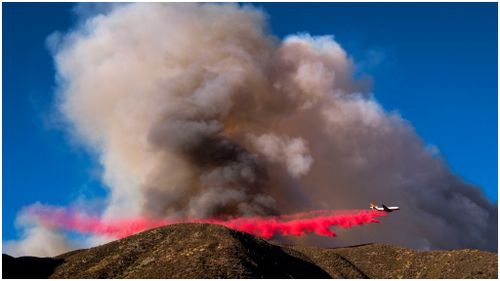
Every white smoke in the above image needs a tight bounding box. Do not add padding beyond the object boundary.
[249,133,313,177]
[4,204,77,257]
[6,3,496,256]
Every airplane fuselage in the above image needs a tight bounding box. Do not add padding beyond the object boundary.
[370,203,400,212]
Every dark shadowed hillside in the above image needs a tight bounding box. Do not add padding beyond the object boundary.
[2,223,497,279]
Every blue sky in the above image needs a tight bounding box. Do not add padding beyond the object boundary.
[3,3,497,242]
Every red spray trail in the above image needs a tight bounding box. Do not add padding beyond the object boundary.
[27,206,387,239]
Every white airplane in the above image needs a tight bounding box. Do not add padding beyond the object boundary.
[370,203,400,212]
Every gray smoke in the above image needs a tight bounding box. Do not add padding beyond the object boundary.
[4,204,77,257]
[6,3,496,255]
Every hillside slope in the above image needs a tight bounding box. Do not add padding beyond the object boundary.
[2,223,497,278]
[292,244,497,278]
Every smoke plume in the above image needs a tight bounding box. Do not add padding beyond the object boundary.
[5,3,496,256]
[4,204,77,257]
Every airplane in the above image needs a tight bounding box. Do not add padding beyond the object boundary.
[370,202,400,212]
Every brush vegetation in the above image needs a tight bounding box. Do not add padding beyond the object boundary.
[3,223,497,278]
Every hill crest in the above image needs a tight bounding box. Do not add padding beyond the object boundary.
[2,223,497,278]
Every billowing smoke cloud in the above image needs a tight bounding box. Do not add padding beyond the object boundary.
[4,204,77,257]
[249,134,314,178]
[5,3,496,256]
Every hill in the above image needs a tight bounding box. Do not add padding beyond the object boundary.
[2,223,497,278]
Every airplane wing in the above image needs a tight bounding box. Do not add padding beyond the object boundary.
[382,204,391,212]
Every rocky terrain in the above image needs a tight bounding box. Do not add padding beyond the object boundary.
[3,223,497,278]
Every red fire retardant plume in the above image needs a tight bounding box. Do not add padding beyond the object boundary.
[27,206,387,239]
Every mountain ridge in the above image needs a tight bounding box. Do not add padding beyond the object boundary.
[2,223,497,278]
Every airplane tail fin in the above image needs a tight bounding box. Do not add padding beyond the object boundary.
[370,202,376,209]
